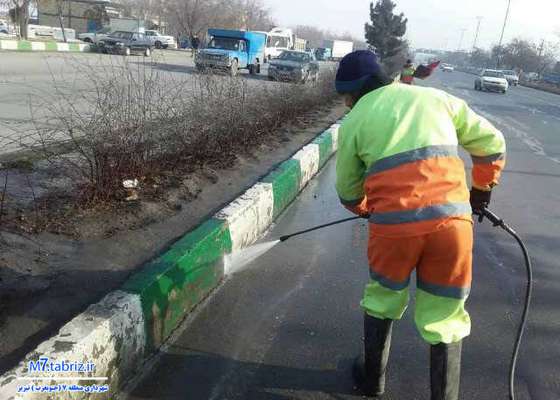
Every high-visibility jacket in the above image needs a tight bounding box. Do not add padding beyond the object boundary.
[336,83,506,237]
[400,66,415,84]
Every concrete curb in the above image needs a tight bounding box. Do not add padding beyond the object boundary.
[0,121,342,399]
[0,40,90,53]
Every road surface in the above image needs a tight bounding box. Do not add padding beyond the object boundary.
[124,70,560,400]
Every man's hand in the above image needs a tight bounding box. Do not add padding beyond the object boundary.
[470,188,492,220]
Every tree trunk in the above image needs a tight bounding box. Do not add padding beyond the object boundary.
[57,3,67,43]
[18,0,30,40]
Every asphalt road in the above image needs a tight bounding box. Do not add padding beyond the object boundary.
[0,50,296,157]
[124,70,560,400]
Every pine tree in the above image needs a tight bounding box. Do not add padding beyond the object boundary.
[365,0,408,60]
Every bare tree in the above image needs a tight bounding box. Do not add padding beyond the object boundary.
[9,0,30,39]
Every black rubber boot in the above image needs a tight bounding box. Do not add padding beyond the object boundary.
[353,313,393,398]
[430,341,462,400]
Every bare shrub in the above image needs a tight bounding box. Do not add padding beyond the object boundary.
[13,58,338,212]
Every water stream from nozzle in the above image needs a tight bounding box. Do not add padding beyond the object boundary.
[224,240,281,276]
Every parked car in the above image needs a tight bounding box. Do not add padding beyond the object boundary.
[195,29,266,76]
[475,69,509,93]
[144,30,176,49]
[268,50,320,83]
[78,27,112,43]
[0,21,9,34]
[97,31,152,56]
[500,69,519,86]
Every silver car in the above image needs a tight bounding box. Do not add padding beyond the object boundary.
[268,51,320,83]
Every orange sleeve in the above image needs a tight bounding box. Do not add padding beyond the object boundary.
[471,155,506,191]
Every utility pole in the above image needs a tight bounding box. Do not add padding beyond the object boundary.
[497,0,512,67]
[472,16,482,51]
[458,28,467,51]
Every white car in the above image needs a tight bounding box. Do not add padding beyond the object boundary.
[0,20,10,35]
[475,69,509,94]
[144,30,176,49]
[78,27,112,43]
[500,69,519,86]
[441,64,454,72]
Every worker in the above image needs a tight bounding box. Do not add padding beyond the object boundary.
[400,59,416,84]
[334,50,506,399]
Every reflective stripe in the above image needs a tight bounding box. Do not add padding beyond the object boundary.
[417,280,471,300]
[339,196,364,207]
[471,153,505,164]
[370,268,410,291]
[367,145,459,176]
[369,202,471,225]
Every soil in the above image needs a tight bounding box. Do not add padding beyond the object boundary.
[0,103,346,374]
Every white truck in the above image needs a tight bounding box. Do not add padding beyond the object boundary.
[265,27,293,60]
[110,18,145,33]
[144,30,176,49]
[324,40,354,61]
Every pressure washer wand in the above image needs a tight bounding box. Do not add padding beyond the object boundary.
[479,208,533,400]
[279,216,363,242]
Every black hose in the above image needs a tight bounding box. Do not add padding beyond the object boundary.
[279,216,363,242]
[480,208,533,400]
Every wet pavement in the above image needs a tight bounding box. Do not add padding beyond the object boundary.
[126,71,560,400]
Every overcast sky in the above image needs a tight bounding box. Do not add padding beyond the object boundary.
[263,0,559,50]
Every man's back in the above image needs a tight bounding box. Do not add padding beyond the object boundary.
[336,83,505,237]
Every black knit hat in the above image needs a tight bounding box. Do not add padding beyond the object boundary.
[335,50,381,94]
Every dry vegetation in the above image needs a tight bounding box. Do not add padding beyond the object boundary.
[0,58,338,234]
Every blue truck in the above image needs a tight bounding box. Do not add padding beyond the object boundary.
[195,29,267,77]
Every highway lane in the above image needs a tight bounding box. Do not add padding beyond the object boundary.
[124,70,560,400]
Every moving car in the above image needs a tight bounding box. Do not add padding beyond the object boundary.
[97,31,152,56]
[268,50,320,83]
[196,29,266,77]
[475,69,509,93]
[441,63,454,72]
[500,69,519,86]
[145,30,176,49]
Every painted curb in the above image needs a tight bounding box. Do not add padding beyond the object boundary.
[0,122,342,398]
[0,40,90,53]
[0,291,145,399]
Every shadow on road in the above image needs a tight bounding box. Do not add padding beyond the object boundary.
[127,349,357,399]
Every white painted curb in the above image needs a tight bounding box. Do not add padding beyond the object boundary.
[0,40,18,50]
[216,182,274,252]
[30,42,45,51]
[0,291,145,400]
[329,124,340,151]
[292,143,320,190]
[57,43,69,52]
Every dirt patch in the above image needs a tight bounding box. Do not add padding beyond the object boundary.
[0,104,346,374]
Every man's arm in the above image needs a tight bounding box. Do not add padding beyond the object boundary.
[448,95,506,191]
[335,124,368,216]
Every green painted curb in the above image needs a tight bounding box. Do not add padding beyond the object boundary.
[69,43,80,52]
[17,40,32,51]
[262,158,302,219]
[313,132,334,168]
[45,41,58,51]
[123,218,232,350]
[122,126,337,354]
